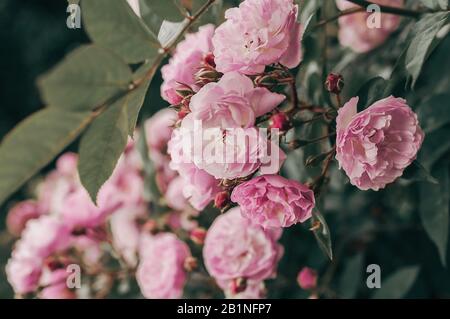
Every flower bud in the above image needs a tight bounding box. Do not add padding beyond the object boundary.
[325,73,344,94]
[184,256,198,272]
[230,277,247,295]
[175,85,194,99]
[269,113,291,132]
[297,267,318,290]
[190,227,207,245]
[214,191,230,210]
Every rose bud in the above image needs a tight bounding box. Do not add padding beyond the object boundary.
[184,256,198,272]
[230,277,248,295]
[190,227,207,245]
[297,267,318,290]
[269,112,291,132]
[214,191,230,210]
[325,73,344,94]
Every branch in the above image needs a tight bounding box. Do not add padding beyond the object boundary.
[346,0,425,18]
[314,7,365,29]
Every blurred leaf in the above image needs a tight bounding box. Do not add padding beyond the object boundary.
[355,76,388,110]
[83,0,158,63]
[419,126,450,169]
[420,164,449,266]
[417,93,450,133]
[78,99,130,203]
[158,19,189,48]
[372,266,420,299]
[38,45,132,111]
[400,161,439,185]
[311,209,333,260]
[139,0,185,36]
[0,109,93,205]
[420,0,449,10]
[338,253,364,299]
[405,12,449,88]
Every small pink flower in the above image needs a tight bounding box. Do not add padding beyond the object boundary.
[203,207,283,290]
[213,0,302,75]
[231,175,315,228]
[336,0,404,53]
[6,200,42,237]
[297,267,318,290]
[137,233,190,299]
[161,24,215,104]
[336,96,424,191]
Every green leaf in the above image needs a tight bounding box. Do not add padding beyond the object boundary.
[355,76,388,110]
[38,45,133,111]
[157,19,189,48]
[417,93,450,133]
[372,266,420,299]
[139,0,185,36]
[419,126,450,169]
[405,12,449,88]
[420,164,449,266]
[78,98,130,203]
[338,253,364,299]
[420,0,449,10]
[399,160,439,185]
[311,209,333,260]
[0,109,93,205]
[83,0,158,63]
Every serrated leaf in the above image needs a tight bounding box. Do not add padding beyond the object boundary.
[372,266,420,299]
[405,12,449,88]
[83,0,158,63]
[417,93,450,133]
[311,209,333,260]
[78,99,130,203]
[420,164,449,266]
[38,45,133,111]
[400,161,439,185]
[355,76,388,110]
[0,109,93,205]
[338,253,364,299]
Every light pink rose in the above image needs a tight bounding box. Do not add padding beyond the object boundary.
[213,0,302,75]
[336,96,424,190]
[231,175,315,228]
[189,72,285,129]
[6,200,42,237]
[203,207,283,289]
[165,176,189,211]
[137,233,190,299]
[39,268,76,299]
[161,24,215,104]
[5,258,41,295]
[336,0,404,53]
[144,109,178,156]
[297,267,318,290]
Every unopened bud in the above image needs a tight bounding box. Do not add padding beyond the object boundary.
[190,228,207,245]
[230,277,247,295]
[214,191,230,210]
[269,113,291,132]
[184,256,198,272]
[297,267,318,290]
[175,86,194,99]
[325,73,344,94]
[195,68,221,87]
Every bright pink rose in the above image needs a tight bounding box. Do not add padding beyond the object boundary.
[297,267,318,290]
[161,24,215,104]
[137,233,190,299]
[6,200,42,237]
[189,72,285,129]
[336,0,403,53]
[335,96,424,191]
[231,175,315,228]
[213,0,302,75]
[203,207,283,289]
[165,176,189,211]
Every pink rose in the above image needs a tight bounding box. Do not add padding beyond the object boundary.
[336,0,403,53]
[165,176,189,211]
[5,258,41,295]
[137,233,190,299]
[6,200,42,237]
[203,207,283,289]
[297,267,318,290]
[161,24,215,104]
[335,96,424,191]
[144,109,178,156]
[231,175,315,228]
[213,0,302,75]
[39,283,76,299]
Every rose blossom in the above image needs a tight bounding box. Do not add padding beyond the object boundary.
[165,176,189,211]
[161,24,215,104]
[6,200,42,237]
[231,175,315,228]
[297,267,318,290]
[137,233,190,299]
[213,0,302,75]
[336,96,424,191]
[336,0,404,53]
[203,207,283,290]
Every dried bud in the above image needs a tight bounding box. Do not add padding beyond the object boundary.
[184,256,198,272]
[297,267,318,290]
[214,191,230,210]
[190,227,207,245]
[230,277,247,295]
[269,113,291,132]
[325,73,344,94]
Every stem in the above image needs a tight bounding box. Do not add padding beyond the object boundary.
[314,7,365,29]
[346,0,425,18]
